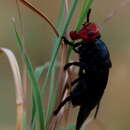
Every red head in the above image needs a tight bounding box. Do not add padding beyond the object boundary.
[70,9,101,42]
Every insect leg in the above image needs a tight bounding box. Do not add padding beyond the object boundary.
[64,62,87,70]
[94,101,100,119]
[71,77,81,86]
[62,36,82,53]
[53,96,71,115]
[76,105,91,130]
[62,36,75,47]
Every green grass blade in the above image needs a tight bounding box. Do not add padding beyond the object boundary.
[58,128,63,130]
[45,64,56,123]
[67,0,94,60]
[75,0,94,30]
[42,0,78,125]
[56,0,65,32]
[67,124,75,130]
[31,61,59,128]
[44,0,66,124]
[34,63,50,81]
[34,62,59,81]
[42,0,78,92]
[12,20,45,130]
[30,95,37,130]
[22,112,27,130]
[35,0,78,127]
[45,0,65,110]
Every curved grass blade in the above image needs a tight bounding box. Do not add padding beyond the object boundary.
[34,63,58,124]
[19,0,59,37]
[30,62,50,130]
[0,48,24,130]
[31,62,59,129]
[12,19,45,130]
[34,62,59,81]
[34,62,50,81]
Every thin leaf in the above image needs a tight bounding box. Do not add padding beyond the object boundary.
[32,61,59,129]
[75,0,94,30]
[45,1,79,128]
[42,0,78,93]
[30,97,36,130]
[58,128,63,130]
[34,62,50,81]
[12,19,45,130]
[34,62,59,81]
[22,112,27,130]
[67,0,94,60]
[67,124,75,130]
[56,0,65,32]
[45,65,56,123]
[31,62,50,130]
[42,0,78,126]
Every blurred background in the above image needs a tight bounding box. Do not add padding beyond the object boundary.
[0,0,130,130]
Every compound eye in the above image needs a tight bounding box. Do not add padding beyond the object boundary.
[88,31,95,36]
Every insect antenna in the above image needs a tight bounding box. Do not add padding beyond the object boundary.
[87,8,92,23]
[100,0,130,29]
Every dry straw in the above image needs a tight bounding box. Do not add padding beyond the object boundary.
[0,48,24,130]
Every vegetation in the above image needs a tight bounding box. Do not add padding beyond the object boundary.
[0,0,129,130]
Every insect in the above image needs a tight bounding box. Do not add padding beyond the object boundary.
[54,9,112,130]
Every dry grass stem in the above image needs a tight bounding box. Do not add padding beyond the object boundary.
[56,43,68,105]
[51,0,70,114]
[19,0,59,37]
[51,0,79,127]
[0,48,24,130]
[52,0,73,127]
[22,67,28,111]
[47,43,67,129]
[16,0,27,112]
